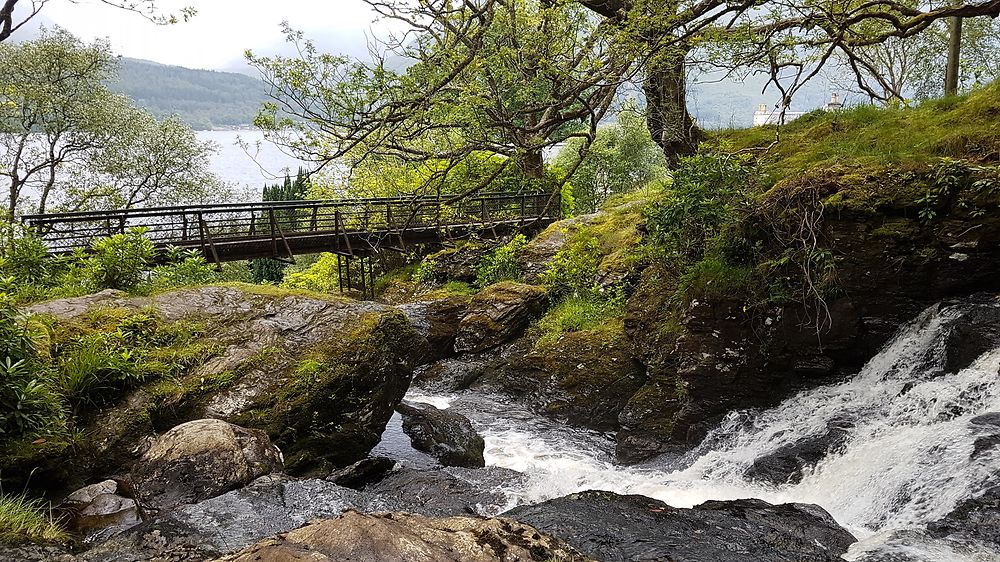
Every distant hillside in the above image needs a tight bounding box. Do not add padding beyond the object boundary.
[110,59,266,130]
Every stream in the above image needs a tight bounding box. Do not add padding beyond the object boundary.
[376,299,1000,561]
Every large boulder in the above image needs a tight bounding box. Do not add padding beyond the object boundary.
[13,285,423,485]
[397,401,486,468]
[746,418,853,485]
[454,282,547,353]
[130,419,283,512]
[504,491,856,562]
[478,330,646,433]
[215,510,593,562]
[396,295,470,362]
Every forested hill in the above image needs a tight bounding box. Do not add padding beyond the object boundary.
[110,58,266,130]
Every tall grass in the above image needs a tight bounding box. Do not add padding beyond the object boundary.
[0,494,68,545]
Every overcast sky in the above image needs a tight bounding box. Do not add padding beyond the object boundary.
[24,0,387,71]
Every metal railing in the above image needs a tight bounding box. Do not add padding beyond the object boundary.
[21,191,559,261]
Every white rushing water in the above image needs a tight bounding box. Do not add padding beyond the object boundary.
[406,299,1000,560]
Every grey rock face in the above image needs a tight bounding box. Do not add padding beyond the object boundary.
[454,282,547,353]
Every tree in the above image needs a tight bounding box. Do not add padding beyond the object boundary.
[554,100,667,213]
[249,0,1000,185]
[249,1,629,201]
[0,29,220,217]
[829,16,1000,102]
[249,169,309,284]
[0,0,194,43]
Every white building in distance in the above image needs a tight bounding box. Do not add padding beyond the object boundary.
[752,93,844,126]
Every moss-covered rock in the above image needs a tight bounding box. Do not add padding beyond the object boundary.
[454,282,547,353]
[12,285,422,488]
[479,326,646,433]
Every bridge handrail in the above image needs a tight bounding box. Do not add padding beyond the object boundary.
[20,191,553,225]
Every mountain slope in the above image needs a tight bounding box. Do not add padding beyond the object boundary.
[111,58,266,130]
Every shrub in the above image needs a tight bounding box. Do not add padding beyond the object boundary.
[644,153,755,264]
[0,225,50,285]
[281,253,341,293]
[147,248,218,292]
[475,234,527,288]
[540,232,602,298]
[0,358,64,438]
[88,228,155,290]
[0,494,68,545]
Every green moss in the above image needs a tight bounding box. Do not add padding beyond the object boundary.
[231,309,418,473]
[714,81,1000,187]
[871,219,922,240]
[675,257,752,304]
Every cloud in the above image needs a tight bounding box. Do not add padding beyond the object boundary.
[34,0,388,70]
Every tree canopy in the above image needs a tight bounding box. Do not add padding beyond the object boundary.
[249,0,1000,206]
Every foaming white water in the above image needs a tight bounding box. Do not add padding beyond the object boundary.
[416,299,1000,559]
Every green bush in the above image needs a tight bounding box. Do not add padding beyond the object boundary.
[0,225,50,285]
[475,234,527,288]
[540,232,602,298]
[88,228,156,291]
[147,248,218,292]
[644,153,754,265]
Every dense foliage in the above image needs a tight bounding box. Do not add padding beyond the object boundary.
[555,103,669,214]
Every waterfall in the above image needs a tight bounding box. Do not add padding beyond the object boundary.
[400,297,1000,560]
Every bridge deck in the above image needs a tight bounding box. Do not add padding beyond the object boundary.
[22,192,559,264]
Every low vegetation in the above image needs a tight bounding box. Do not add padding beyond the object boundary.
[0,494,68,545]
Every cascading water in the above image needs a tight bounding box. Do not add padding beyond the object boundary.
[393,297,1000,561]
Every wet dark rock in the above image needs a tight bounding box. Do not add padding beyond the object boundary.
[927,485,1000,547]
[216,510,593,562]
[504,490,856,562]
[326,457,397,489]
[130,419,283,513]
[78,475,370,561]
[365,466,525,516]
[60,479,142,543]
[747,421,853,485]
[0,544,75,562]
[970,413,1000,459]
[397,296,470,362]
[454,282,547,353]
[414,356,491,392]
[397,401,486,468]
[478,332,646,434]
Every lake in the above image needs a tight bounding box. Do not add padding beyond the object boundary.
[196,130,308,201]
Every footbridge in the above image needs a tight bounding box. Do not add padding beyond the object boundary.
[22,191,559,293]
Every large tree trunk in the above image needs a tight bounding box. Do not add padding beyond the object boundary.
[519,149,545,179]
[643,46,698,166]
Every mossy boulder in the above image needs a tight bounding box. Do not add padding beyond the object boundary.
[454,282,547,353]
[479,327,646,433]
[16,285,423,486]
